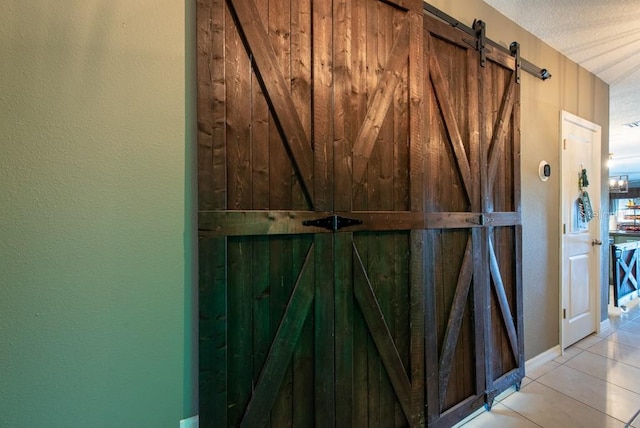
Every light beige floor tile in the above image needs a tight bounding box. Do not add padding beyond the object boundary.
[573,333,604,350]
[554,346,583,364]
[499,381,625,427]
[606,329,640,349]
[458,403,540,428]
[607,316,632,330]
[607,304,639,329]
[566,351,640,394]
[537,364,640,423]
[620,318,640,333]
[587,339,640,370]
[525,361,560,380]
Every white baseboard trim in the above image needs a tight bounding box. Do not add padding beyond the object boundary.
[525,345,562,373]
[600,318,611,333]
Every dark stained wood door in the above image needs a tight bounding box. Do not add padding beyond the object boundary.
[422,14,523,427]
[197,0,426,427]
[481,33,524,409]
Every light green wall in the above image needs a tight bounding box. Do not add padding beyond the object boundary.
[430,0,609,359]
[0,1,191,427]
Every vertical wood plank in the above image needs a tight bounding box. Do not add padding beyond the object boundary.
[270,236,294,426]
[227,238,253,426]
[292,236,314,428]
[409,231,425,427]
[291,0,313,211]
[407,12,425,425]
[198,235,227,426]
[226,7,252,210]
[351,0,368,212]
[315,233,335,427]
[251,236,271,428]
[424,231,440,424]
[333,0,353,212]
[312,0,333,212]
[473,227,488,408]
[335,232,354,427]
[393,233,411,427]
[375,237,395,427]
[513,67,525,375]
[268,0,292,212]
[368,336,381,428]
[197,0,227,211]
[376,7,393,214]
[353,232,369,426]
[408,10,423,213]
[393,77,410,212]
[250,0,270,211]
[468,42,481,214]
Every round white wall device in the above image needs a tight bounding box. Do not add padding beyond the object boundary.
[538,160,551,182]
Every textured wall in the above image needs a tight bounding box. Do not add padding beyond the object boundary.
[429,0,609,359]
[0,1,609,423]
[0,1,189,426]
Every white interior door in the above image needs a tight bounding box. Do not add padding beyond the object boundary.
[561,111,602,349]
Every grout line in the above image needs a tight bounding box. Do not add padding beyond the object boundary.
[461,304,640,426]
[497,394,544,428]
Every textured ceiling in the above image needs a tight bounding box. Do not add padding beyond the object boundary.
[483,0,640,182]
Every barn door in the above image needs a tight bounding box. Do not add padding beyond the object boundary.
[422,13,523,427]
[197,0,425,427]
[480,34,524,406]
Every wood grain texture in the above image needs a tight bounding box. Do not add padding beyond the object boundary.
[409,231,426,426]
[199,210,506,235]
[292,237,315,428]
[198,235,227,426]
[197,0,227,211]
[427,37,473,204]
[312,0,333,212]
[334,233,354,425]
[240,243,315,428]
[489,233,519,362]
[481,45,523,397]
[333,0,354,212]
[437,236,473,412]
[227,238,253,426]
[487,77,515,193]
[352,17,410,188]
[422,11,522,424]
[227,0,315,208]
[408,10,424,213]
[196,2,523,426]
[314,234,335,426]
[250,0,269,211]
[353,241,413,424]
[225,6,252,210]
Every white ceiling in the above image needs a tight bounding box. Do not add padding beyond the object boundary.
[483,0,640,184]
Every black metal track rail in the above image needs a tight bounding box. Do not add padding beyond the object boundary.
[423,2,551,81]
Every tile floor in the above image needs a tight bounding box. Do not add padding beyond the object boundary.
[457,298,640,427]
